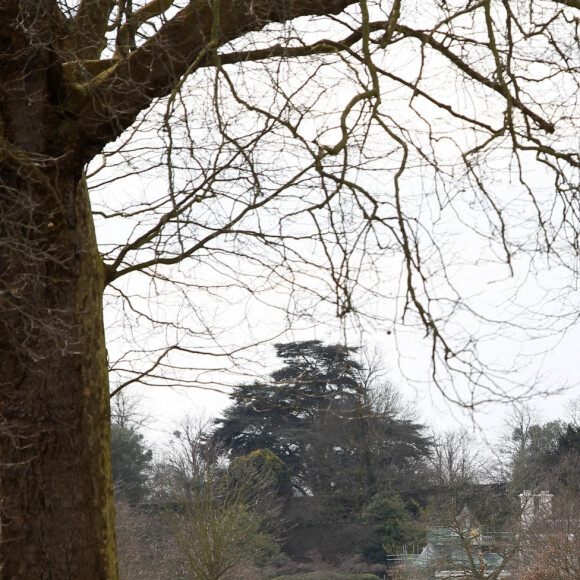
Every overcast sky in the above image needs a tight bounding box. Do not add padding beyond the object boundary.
[91,0,580,451]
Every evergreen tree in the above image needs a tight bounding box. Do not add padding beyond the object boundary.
[549,425,580,492]
[211,341,431,496]
[361,494,424,562]
[508,419,566,490]
[111,424,153,503]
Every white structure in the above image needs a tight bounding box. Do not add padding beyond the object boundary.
[519,490,553,529]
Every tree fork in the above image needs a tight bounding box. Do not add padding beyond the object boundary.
[0,0,362,575]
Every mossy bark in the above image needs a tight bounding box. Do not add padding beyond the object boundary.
[0,1,117,570]
[0,0,362,575]
[0,168,118,578]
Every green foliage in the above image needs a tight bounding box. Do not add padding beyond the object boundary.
[232,449,292,497]
[111,423,153,503]
[211,341,365,493]
[247,448,288,476]
[509,420,580,491]
[557,424,580,455]
[251,528,282,567]
[546,424,580,491]
[361,495,424,563]
[211,341,431,497]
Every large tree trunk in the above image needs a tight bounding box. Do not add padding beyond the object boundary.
[0,0,362,575]
[0,168,118,578]
[0,2,117,576]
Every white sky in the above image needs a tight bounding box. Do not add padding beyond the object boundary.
[91,0,580,451]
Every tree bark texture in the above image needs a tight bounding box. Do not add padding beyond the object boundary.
[0,2,116,577]
[0,171,117,579]
[0,0,358,575]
